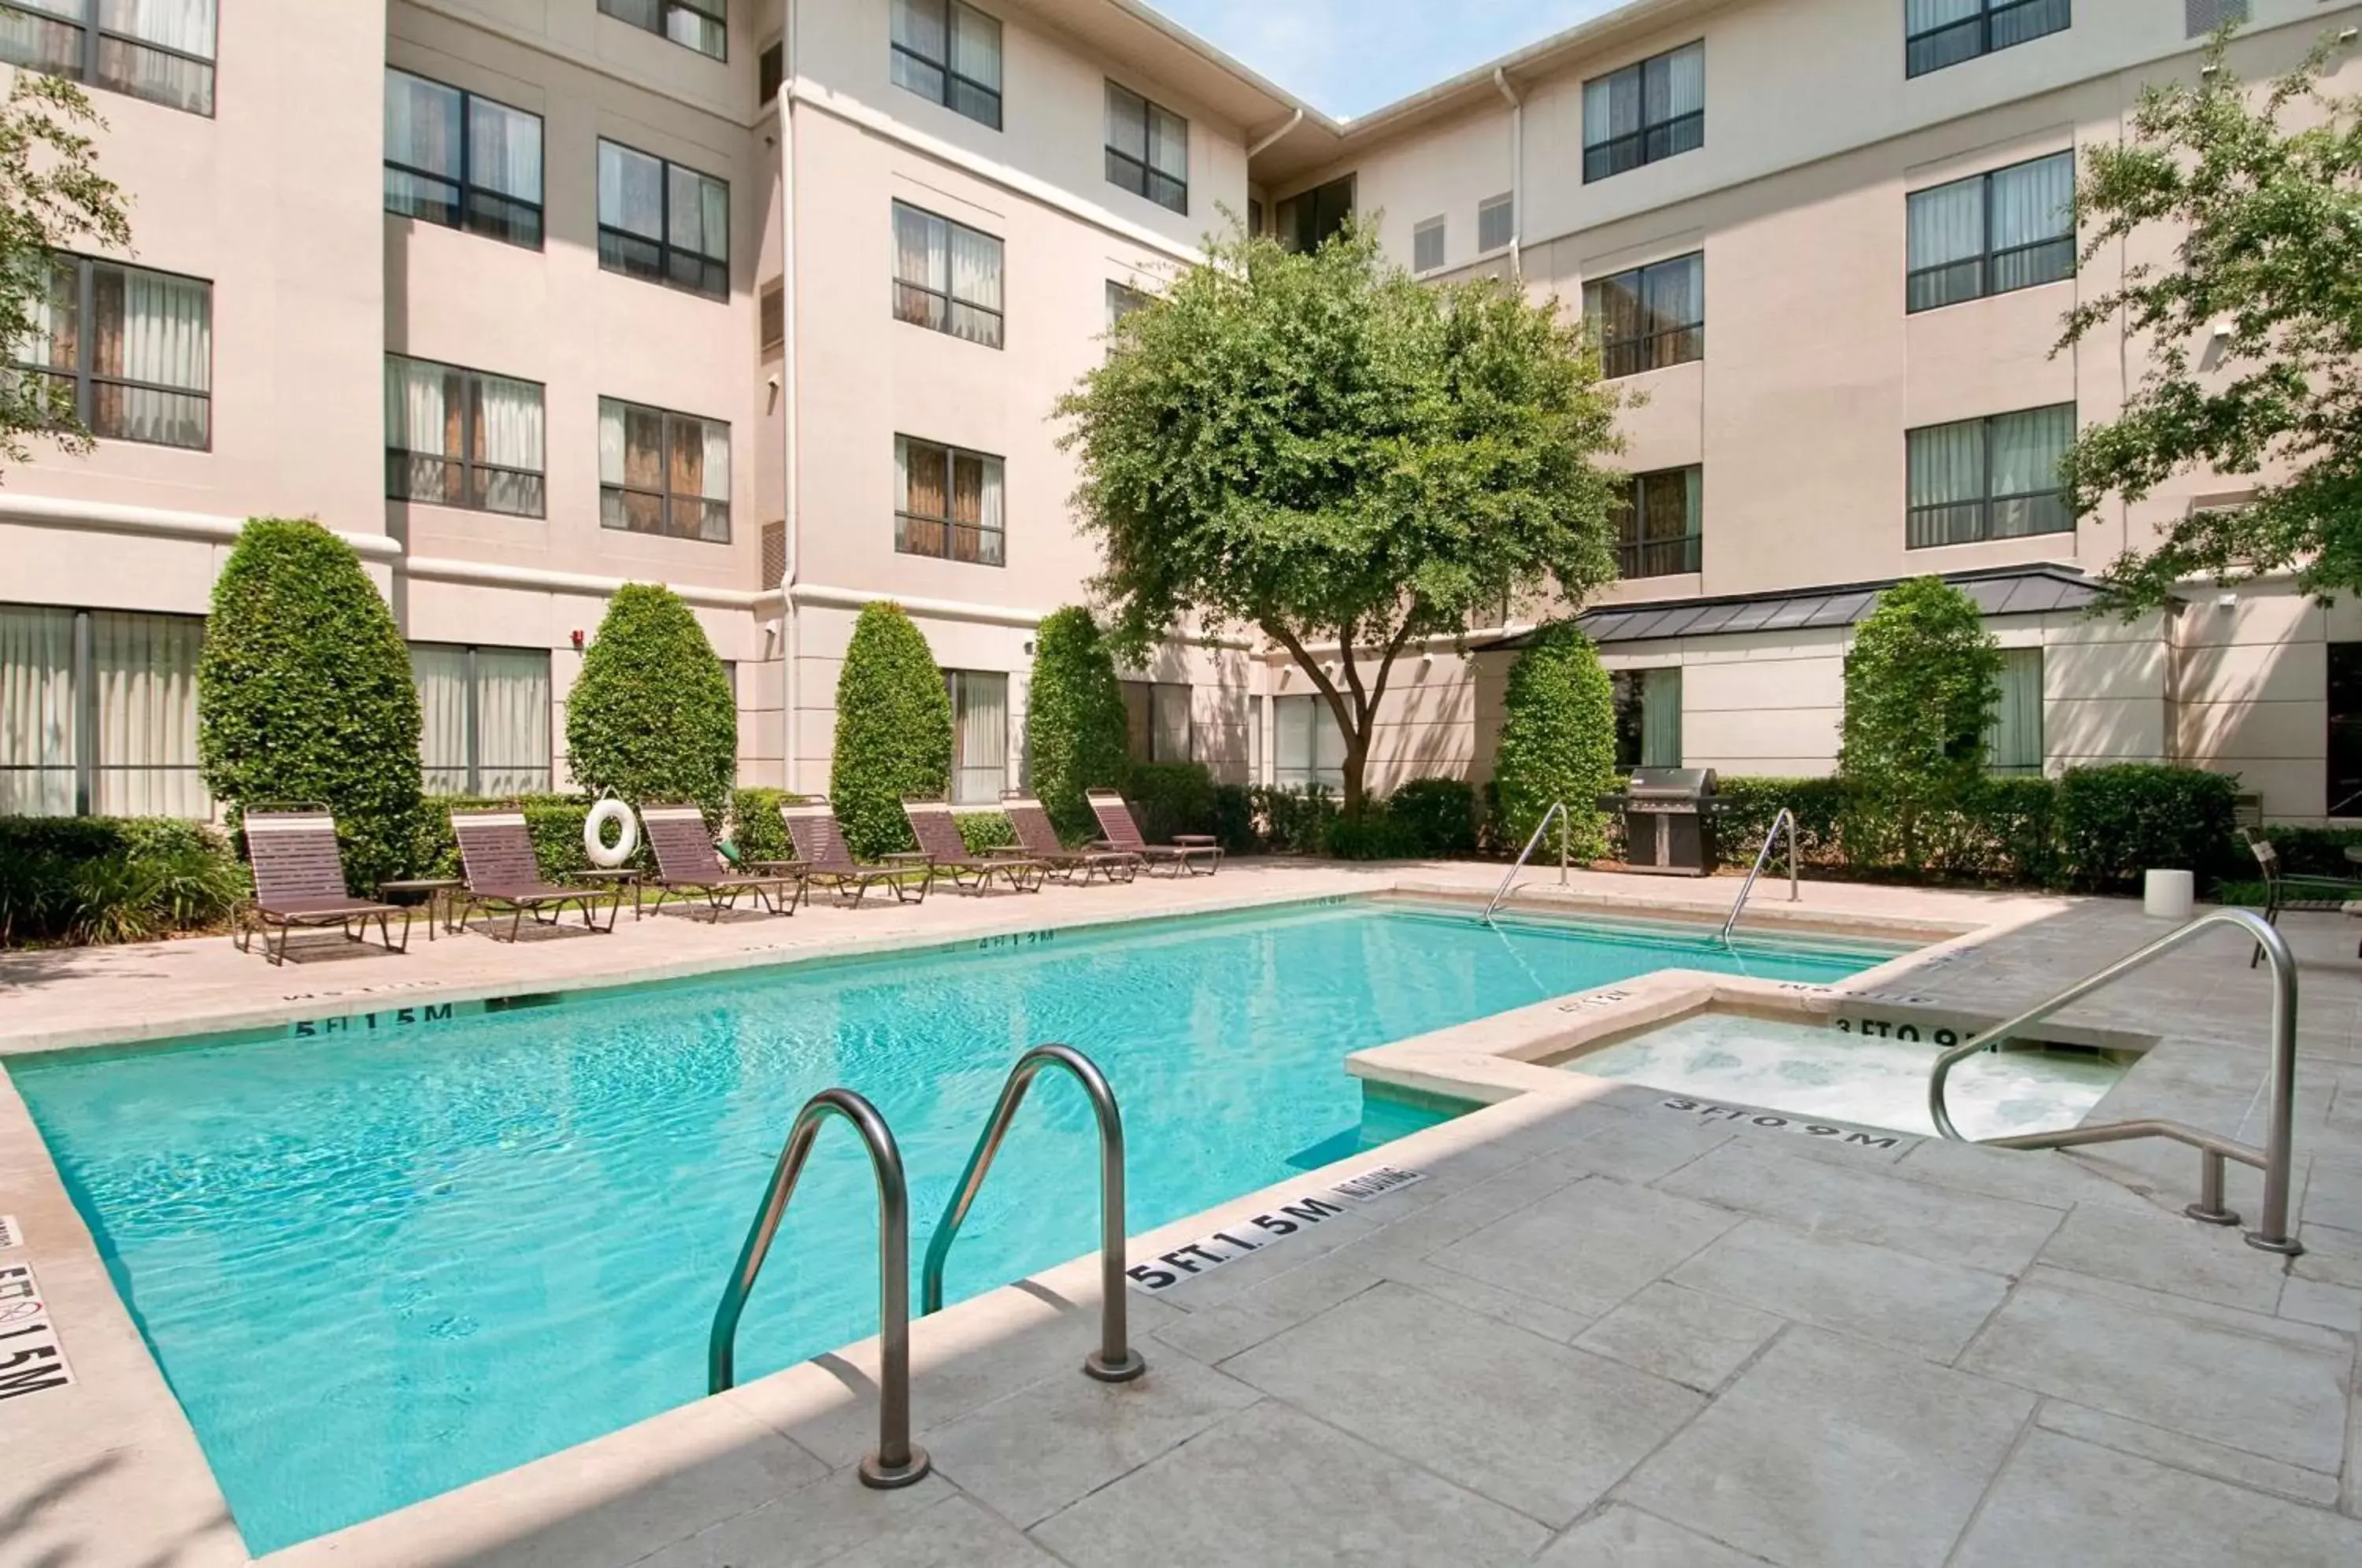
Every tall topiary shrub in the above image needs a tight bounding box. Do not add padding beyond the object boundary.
[198,518,423,892]
[566,583,739,820]
[829,602,952,858]
[1838,576,2002,873]
[1490,620,1616,860]
[1024,606,1131,841]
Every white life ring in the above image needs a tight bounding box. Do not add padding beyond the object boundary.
[584,797,639,867]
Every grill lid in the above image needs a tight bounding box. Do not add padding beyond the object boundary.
[1624,767,1717,800]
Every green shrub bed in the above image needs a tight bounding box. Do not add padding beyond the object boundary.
[0,816,248,947]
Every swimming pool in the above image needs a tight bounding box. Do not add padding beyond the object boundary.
[10,897,1894,1551]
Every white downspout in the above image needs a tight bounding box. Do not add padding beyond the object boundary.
[1493,68,1522,281]
[778,0,802,791]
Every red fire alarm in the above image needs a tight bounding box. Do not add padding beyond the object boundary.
[570,628,585,649]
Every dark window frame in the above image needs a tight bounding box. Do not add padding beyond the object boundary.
[896,434,1005,567]
[598,0,727,61]
[890,200,1005,349]
[15,253,213,452]
[757,39,784,104]
[1905,151,2075,313]
[383,70,546,251]
[1905,0,2071,80]
[2329,642,2362,817]
[1105,81,1187,215]
[597,139,731,301]
[384,353,548,520]
[0,1,217,116]
[1905,404,2076,549]
[1584,251,1705,380]
[1613,465,1704,579]
[890,0,1002,131]
[1120,679,1192,764]
[1582,41,1705,183]
[599,396,733,543]
[1277,174,1355,253]
[409,641,556,797]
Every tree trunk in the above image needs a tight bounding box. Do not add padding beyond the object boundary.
[1341,734,1370,816]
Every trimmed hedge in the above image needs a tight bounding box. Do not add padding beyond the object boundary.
[2057,764,2238,892]
[725,786,798,867]
[197,518,424,893]
[1124,761,1216,845]
[1838,576,2002,872]
[0,817,248,947]
[1024,608,1132,843]
[566,583,739,822]
[1491,621,1616,860]
[828,603,953,859]
[1209,783,1258,855]
[957,811,1020,853]
[413,794,615,882]
[1388,776,1478,856]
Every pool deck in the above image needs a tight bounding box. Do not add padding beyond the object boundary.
[5,862,2361,1566]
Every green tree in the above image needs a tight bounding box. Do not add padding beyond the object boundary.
[1490,620,1617,860]
[197,519,424,891]
[565,583,738,819]
[1024,606,1131,841]
[828,601,952,858]
[0,75,131,475]
[2059,30,2362,610]
[1838,576,2002,871]
[1057,220,1623,814]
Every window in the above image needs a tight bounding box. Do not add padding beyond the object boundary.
[2186,0,2247,35]
[946,669,1009,804]
[760,279,784,353]
[1105,280,1150,328]
[1106,83,1187,214]
[890,0,1001,131]
[1478,193,1515,253]
[385,356,546,519]
[385,71,544,249]
[1905,0,2070,79]
[1986,646,2043,775]
[2330,644,2362,816]
[891,202,1002,348]
[1583,42,1703,183]
[1906,403,2075,548]
[1276,174,1353,253]
[0,604,209,816]
[1612,668,1683,771]
[0,0,215,116]
[599,398,731,542]
[599,0,726,61]
[1412,216,1445,274]
[1614,467,1702,579]
[758,39,784,102]
[1248,693,1264,784]
[16,255,210,450]
[1907,151,2073,312]
[410,644,551,797]
[896,435,1003,565]
[1583,252,1703,379]
[1273,694,1345,791]
[1121,680,1190,764]
[598,140,729,300]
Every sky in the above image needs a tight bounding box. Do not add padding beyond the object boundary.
[1142,1,1629,120]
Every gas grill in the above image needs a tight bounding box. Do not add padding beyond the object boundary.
[1597,767,1727,876]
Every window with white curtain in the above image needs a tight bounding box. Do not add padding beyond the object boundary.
[0,604,209,817]
[385,355,546,518]
[945,668,1009,805]
[1120,680,1190,764]
[890,0,1001,131]
[891,202,1003,348]
[0,0,217,116]
[1612,668,1683,771]
[599,0,726,61]
[1986,646,2043,775]
[598,139,729,300]
[895,435,1004,566]
[1478,193,1515,254]
[599,398,731,542]
[1273,694,1345,791]
[384,70,544,250]
[1613,467,1703,579]
[1582,41,1703,183]
[1905,0,2070,80]
[17,255,210,450]
[1906,403,2075,549]
[411,643,552,797]
[1907,151,2074,312]
[1105,82,1187,214]
[1412,216,1446,274]
[1583,252,1703,379]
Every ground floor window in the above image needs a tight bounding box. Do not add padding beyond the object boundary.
[1273,693,1345,791]
[1121,679,1190,764]
[1612,668,1682,771]
[946,668,1009,805]
[1986,645,2044,775]
[0,604,209,816]
[1248,693,1264,784]
[409,643,552,797]
[2329,644,2362,817]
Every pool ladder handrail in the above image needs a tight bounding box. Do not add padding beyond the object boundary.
[707,1086,931,1488]
[1719,808,1799,941]
[1927,905,2301,1256]
[921,1044,1145,1383]
[1483,800,1573,924]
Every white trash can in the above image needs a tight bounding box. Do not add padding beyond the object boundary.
[2143,868,2195,921]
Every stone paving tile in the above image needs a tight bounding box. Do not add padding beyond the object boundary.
[2302,1154,2362,1233]
[2291,1221,2362,1289]
[1889,1136,2157,1213]
[1221,1281,1703,1528]
[630,1474,959,1568]
[2279,1275,2362,1333]
[2017,1263,2349,1353]
[1671,1218,2012,1361]
[1365,1253,1597,1343]
[1027,1400,1550,1568]
[1425,1176,1741,1319]
[1619,1326,2033,1568]
[1326,1152,1590,1274]
[1147,1249,1384,1366]
[1535,1503,1771,1566]
[1657,1140,2064,1274]
[2034,1203,2289,1313]
[1572,1281,1783,1394]
[1547,1113,1738,1185]
[2032,1400,2342,1509]
[1949,1429,2362,1567]
[825,1494,1066,1568]
[1960,1280,2350,1473]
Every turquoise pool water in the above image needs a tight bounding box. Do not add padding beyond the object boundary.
[10,898,1892,1551]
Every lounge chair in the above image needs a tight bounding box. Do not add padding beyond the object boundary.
[1001,793,1139,884]
[450,808,624,941]
[2240,827,2362,964]
[901,797,1047,894]
[639,803,807,920]
[1086,788,1223,877]
[779,797,931,904]
[232,808,413,965]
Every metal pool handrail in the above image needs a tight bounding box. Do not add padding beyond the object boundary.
[1483,801,1572,923]
[921,1044,1144,1382]
[707,1087,931,1488]
[1927,906,2302,1255]
[1720,808,1799,941]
